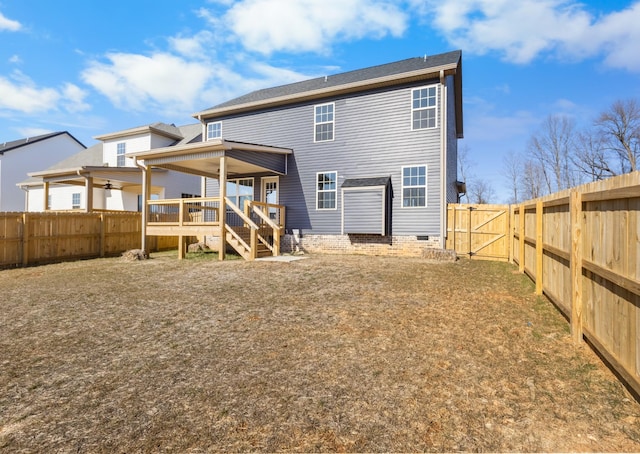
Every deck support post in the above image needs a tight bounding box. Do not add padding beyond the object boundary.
[219,156,227,261]
[43,181,50,211]
[85,176,94,213]
[140,162,151,253]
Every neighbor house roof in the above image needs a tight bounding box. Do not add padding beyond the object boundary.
[0,131,85,155]
[94,122,184,141]
[194,50,463,137]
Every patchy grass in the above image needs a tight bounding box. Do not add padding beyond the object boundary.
[1,254,639,452]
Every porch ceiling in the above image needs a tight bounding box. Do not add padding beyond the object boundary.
[28,166,167,192]
[127,139,292,178]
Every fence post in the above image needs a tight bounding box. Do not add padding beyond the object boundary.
[99,213,105,258]
[570,190,584,344]
[467,205,473,258]
[508,205,515,264]
[535,200,544,295]
[518,204,525,273]
[21,213,29,266]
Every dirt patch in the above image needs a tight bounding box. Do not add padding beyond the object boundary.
[1,254,639,452]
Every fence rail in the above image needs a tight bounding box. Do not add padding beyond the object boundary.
[0,211,176,268]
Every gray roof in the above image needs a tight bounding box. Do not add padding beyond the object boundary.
[18,143,104,186]
[173,123,202,145]
[0,131,85,155]
[206,50,461,111]
[342,177,391,188]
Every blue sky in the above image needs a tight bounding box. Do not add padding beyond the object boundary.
[1,0,639,202]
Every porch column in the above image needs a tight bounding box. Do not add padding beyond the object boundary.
[219,155,227,261]
[43,181,49,211]
[84,176,94,213]
[141,164,151,253]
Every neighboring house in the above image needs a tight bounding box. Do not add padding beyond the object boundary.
[1,132,86,212]
[128,50,464,259]
[19,123,202,212]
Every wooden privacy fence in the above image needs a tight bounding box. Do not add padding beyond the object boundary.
[446,204,510,261]
[0,211,177,268]
[449,171,640,398]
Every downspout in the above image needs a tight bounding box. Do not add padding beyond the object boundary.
[439,70,448,250]
[134,157,149,253]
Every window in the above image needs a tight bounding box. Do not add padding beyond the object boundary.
[316,171,337,210]
[117,142,126,166]
[207,122,222,140]
[402,166,427,207]
[72,192,81,209]
[314,103,334,142]
[411,86,437,130]
[226,178,253,208]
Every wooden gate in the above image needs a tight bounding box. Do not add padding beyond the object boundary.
[446,204,510,261]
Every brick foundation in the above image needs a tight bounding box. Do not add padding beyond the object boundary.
[282,233,455,259]
[203,233,456,260]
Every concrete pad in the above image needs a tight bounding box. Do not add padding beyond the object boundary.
[255,255,309,262]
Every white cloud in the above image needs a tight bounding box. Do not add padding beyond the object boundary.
[0,72,61,113]
[0,72,92,115]
[424,0,640,71]
[209,0,407,54]
[81,52,214,113]
[0,11,21,32]
[62,83,91,113]
[16,127,55,138]
[9,55,21,64]
[168,31,215,59]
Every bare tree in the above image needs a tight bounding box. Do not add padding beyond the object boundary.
[457,144,473,202]
[528,115,578,195]
[468,178,496,204]
[502,150,523,204]
[573,130,615,181]
[521,159,545,200]
[595,98,640,173]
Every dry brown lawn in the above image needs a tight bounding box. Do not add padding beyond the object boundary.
[1,252,639,452]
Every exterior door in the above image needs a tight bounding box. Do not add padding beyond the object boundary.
[261,176,279,222]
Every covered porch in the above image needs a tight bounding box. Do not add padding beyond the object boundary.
[129,139,291,260]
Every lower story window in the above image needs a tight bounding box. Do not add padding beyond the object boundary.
[227,178,254,208]
[317,171,337,210]
[402,165,426,207]
[72,192,81,209]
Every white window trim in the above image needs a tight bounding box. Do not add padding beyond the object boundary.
[207,121,222,141]
[226,177,254,208]
[72,192,81,209]
[316,171,338,211]
[313,102,335,143]
[116,142,126,167]
[401,165,428,208]
[411,85,438,131]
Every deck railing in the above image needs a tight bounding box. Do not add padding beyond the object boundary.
[147,197,221,225]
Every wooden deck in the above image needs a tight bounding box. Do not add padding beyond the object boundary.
[145,197,285,260]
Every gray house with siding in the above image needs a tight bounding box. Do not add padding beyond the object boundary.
[128,50,463,258]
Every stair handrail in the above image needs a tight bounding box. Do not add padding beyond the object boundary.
[249,202,282,257]
[224,197,258,260]
[225,197,259,230]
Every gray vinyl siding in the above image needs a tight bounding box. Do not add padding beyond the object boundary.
[342,188,385,234]
[205,80,445,236]
[445,75,460,204]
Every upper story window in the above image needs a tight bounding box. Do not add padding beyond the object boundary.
[411,86,437,130]
[314,103,334,142]
[72,192,81,209]
[402,165,427,207]
[207,121,222,140]
[116,142,126,166]
[316,171,337,210]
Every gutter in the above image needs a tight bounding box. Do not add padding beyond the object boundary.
[439,70,447,250]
